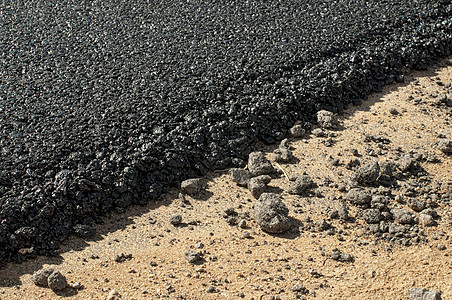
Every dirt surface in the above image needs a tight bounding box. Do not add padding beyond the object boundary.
[0,61,451,299]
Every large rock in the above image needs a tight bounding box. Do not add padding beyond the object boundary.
[47,271,68,291]
[253,193,291,234]
[287,174,316,195]
[248,152,275,176]
[317,110,338,129]
[31,267,55,287]
[181,178,202,194]
[392,208,414,224]
[351,161,380,185]
[407,287,442,300]
[247,175,271,199]
[229,168,252,186]
[437,139,452,154]
[346,188,371,206]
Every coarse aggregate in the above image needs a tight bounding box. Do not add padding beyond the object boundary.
[0,0,451,264]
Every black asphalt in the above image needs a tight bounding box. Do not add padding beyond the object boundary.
[0,0,451,263]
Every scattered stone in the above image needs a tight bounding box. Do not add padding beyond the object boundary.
[316,219,330,231]
[31,267,55,287]
[408,199,427,212]
[437,139,452,153]
[311,128,327,137]
[273,148,293,163]
[361,209,382,224]
[114,253,132,263]
[379,161,397,177]
[248,175,272,198]
[346,158,361,170]
[389,107,400,115]
[287,174,316,194]
[317,110,338,129]
[346,188,371,206]
[397,156,417,173]
[351,161,380,185]
[71,282,81,289]
[242,231,251,239]
[47,271,68,291]
[392,208,414,224]
[292,284,309,294]
[238,220,247,229]
[169,214,183,225]
[253,193,291,234]
[181,178,202,195]
[290,124,306,138]
[437,244,446,250]
[107,289,122,300]
[207,285,217,293]
[185,250,201,264]
[407,287,442,300]
[337,204,349,221]
[364,134,391,144]
[224,207,236,216]
[229,168,252,186]
[330,249,354,262]
[420,214,435,227]
[248,152,275,176]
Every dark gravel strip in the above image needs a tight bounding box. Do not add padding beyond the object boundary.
[0,0,451,264]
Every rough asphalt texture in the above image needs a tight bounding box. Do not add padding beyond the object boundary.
[0,0,451,263]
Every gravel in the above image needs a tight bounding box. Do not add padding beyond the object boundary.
[0,0,451,264]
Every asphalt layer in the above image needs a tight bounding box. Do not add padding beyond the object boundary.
[0,0,451,264]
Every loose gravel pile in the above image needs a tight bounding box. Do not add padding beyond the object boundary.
[0,0,451,264]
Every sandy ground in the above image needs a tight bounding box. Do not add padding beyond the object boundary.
[0,60,451,300]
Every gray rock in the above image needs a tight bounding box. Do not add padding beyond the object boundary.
[419,214,435,226]
[407,287,442,300]
[253,193,291,233]
[47,271,68,291]
[388,223,405,234]
[290,124,306,138]
[316,219,330,231]
[379,161,397,177]
[346,188,371,206]
[361,209,382,224]
[279,138,290,149]
[229,168,252,186]
[185,250,201,264]
[311,128,326,137]
[248,152,275,176]
[389,107,400,115]
[317,110,338,129]
[330,249,354,262]
[408,199,427,212]
[248,175,271,198]
[181,178,202,194]
[392,208,414,224]
[273,148,293,163]
[437,139,452,154]
[351,161,380,185]
[337,204,349,220]
[397,156,417,172]
[31,267,55,287]
[169,214,183,225]
[287,174,316,195]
